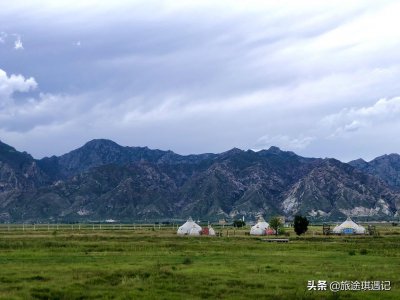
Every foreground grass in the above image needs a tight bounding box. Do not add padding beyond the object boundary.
[0,226,399,299]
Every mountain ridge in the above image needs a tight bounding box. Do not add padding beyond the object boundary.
[0,139,399,222]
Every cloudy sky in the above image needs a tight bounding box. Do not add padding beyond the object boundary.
[1,0,400,162]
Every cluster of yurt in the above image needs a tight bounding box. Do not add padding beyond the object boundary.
[177,215,367,237]
[250,217,274,236]
[177,217,216,236]
[332,217,366,234]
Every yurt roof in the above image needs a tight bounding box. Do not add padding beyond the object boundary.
[250,218,270,235]
[177,217,202,234]
[257,216,266,223]
[333,217,365,233]
[257,221,269,227]
[253,217,269,228]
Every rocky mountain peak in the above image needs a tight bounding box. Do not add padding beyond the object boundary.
[267,146,282,154]
[348,158,368,168]
[81,139,121,150]
[374,153,400,163]
[222,147,243,155]
[1,139,400,222]
[0,140,34,168]
[350,153,400,190]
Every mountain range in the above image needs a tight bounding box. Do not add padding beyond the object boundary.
[0,139,399,223]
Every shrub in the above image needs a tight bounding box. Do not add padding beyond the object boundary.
[348,250,356,256]
[360,249,368,255]
[233,220,246,228]
[293,215,309,236]
[269,217,282,236]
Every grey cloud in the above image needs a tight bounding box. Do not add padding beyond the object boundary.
[1,1,400,160]
[0,1,369,99]
[255,135,315,151]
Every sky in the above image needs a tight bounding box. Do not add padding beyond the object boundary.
[1,0,400,162]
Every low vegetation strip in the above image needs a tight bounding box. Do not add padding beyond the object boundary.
[0,225,399,299]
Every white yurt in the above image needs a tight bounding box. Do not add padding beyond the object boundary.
[332,217,366,234]
[189,227,201,236]
[250,217,270,236]
[177,217,202,235]
[208,225,216,236]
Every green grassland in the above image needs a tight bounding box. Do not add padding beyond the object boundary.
[0,224,399,299]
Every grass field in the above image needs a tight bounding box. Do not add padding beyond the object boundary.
[0,224,399,299]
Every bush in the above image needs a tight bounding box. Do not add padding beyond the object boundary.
[360,249,368,255]
[269,217,282,236]
[348,250,356,256]
[293,215,309,236]
[233,220,246,228]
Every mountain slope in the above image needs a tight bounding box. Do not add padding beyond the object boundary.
[0,141,51,222]
[349,154,400,190]
[37,139,217,179]
[283,159,399,219]
[0,139,399,222]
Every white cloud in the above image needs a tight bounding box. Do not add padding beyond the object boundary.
[14,36,24,50]
[0,32,25,50]
[322,97,400,138]
[0,69,37,101]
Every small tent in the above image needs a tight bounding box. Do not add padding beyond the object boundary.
[332,217,366,234]
[208,225,216,236]
[201,225,216,236]
[250,217,270,236]
[177,217,202,235]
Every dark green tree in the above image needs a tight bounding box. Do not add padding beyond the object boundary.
[269,216,282,236]
[233,220,246,228]
[293,215,309,236]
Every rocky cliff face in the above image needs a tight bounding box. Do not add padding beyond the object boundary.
[0,141,51,222]
[37,139,216,179]
[0,139,399,222]
[283,159,399,220]
[349,154,400,190]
